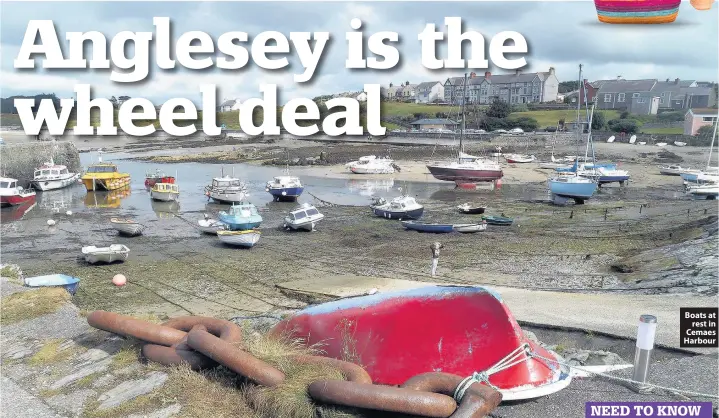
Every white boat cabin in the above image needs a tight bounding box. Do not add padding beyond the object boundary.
[268,176,301,188]
[153,183,179,193]
[0,178,19,190]
[288,204,322,222]
[86,164,119,173]
[34,166,70,180]
[212,177,244,189]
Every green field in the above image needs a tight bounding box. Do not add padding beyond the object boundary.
[509,109,621,128]
[640,126,684,135]
[380,102,459,117]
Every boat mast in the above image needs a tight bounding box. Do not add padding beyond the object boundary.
[707,116,718,170]
[458,72,468,160]
[574,64,583,176]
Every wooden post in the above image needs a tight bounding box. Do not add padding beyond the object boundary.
[604,208,608,220]
[569,210,574,219]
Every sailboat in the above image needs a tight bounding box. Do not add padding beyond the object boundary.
[426,73,503,184]
[539,125,571,169]
[687,118,719,199]
[548,64,598,205]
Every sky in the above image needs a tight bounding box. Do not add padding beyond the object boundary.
[1,1,717,107]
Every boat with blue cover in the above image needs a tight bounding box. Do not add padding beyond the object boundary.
[24,274,80,295]
[218,202,262,230]
[401,221,454,233]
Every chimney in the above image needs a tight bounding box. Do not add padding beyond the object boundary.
[674,78,680,84]
[549,67,555,75]
[470,72,476,78]
[484,71,491,79]
[515,69,521,75]
[666,78,670,82]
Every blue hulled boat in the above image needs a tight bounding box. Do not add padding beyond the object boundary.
[266,175,304,201]
[371,196,424,220]
[401,221,454,233]
[24,274,80,295]
[548,175,598,204]
[218,202,263,230]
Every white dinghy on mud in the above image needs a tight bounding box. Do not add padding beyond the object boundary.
[110,218,145,236]
[81,244,130,264]
[198,215,226,235]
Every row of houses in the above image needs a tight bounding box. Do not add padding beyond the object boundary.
[380,67,561,105]
[573,77,716,115]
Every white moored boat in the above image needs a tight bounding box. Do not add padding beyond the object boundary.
[32,160,81,191]
[658,165,700,176]
[346,155,396,174]
[197,216,225,235]
[110,218,145,236]
[205,174,248,204]
[505,154,536,164]
[452,222,487,233]
[217,230,261,247]
[151,182,179,202]
[81,244,130,264]
[283,203,325,231]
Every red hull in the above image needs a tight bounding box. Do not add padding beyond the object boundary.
[271,286,568,397]
[426,166,503,183]
[1,193,36,207]
[145,176,175,188]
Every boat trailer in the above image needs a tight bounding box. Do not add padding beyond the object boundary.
[87,310,502,417]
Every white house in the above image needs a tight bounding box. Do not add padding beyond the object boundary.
[415,81,444,103]
[355,92,367,102]
[218,99,238,112]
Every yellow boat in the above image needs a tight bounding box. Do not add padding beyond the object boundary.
[81,162,131,191]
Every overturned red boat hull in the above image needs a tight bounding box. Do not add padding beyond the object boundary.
[271,285,570,400]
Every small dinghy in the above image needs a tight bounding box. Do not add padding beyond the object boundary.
[197,217,225,235]
[453,222,487,233]
[482,215,514,226]
[656,142,668,147]
[81,244,130,264]
[457,203,486,214]
[673,141,687,147]
[505,154,536,164]
[401,221,454,233]
[271,286,572,401]
[24,274,80,295]
[606,135,615,143]
[110,218,145,237]
[284,203,325,231]
[217,229,261,247]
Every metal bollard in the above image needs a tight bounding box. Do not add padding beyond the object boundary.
[631,314,657,393]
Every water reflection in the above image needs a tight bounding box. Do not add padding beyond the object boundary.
[37,184,86,212]
[151,200,180,218]
[0,201,36,223]
[84,187,131,208]
[346,178,395,197]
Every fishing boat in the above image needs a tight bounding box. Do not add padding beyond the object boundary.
[110,218,144,236]
[659,165,700,176]
[145,169,174,188]
[150,182,180,202]
[401,221,454,233]
[218,202,262,230]
[81,158,130,192]
[217,229,261,247]
[482,215,513,226]
[284,203,324,231]
[505,154,536,164]
[197,216,225,235]
[347,155,396,174]
[370,196,424,220]
[81,244,130,264]
[0,178,36,207]
[31,160,80,191]
[453,222,487,233]
[457,203,485,214]
[271,285,571,400]
[205,172,248,204]
[24,274,80,295]
[427,74,503,184]
[266,176,304,201]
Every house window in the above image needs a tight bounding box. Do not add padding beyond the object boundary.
[659,98,665,104]
[703,117,717,122]
[637,98,646,103]
[618,93,625,102]
[632,93,640,98]
[603,94,612,103]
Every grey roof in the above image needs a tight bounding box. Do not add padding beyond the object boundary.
[410,118,459,125]
[688,108,718,117]
[416,81,442,91]
[596,79,657,93]
[220,100,236,107]
[487,73,540,84]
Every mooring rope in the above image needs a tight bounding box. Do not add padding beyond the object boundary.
[453,343,532,401]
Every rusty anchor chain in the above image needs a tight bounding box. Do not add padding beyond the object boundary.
[87,311,501,417]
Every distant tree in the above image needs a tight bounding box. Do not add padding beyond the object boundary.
[109,96,118,108]
[479,117,510,131]
[619,110,630,119]
[435,112,448,119]
[558,81,580,94]
[656,111,684,122]
[511,116,539,131]
[696,125,715,143]
[607,119,639,134]
[486,99,512,119]
[118,95,131,103]
[591,111,606,130]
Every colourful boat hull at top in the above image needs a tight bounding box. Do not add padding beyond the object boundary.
[595,0,680,24]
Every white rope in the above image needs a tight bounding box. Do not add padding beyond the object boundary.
[529,352,719,400]
[453,343,532,402]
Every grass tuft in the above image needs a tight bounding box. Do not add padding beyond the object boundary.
[28,339,73,366]
[0,264,22,284]
[0,287,71,325]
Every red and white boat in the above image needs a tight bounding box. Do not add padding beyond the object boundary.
[145,169,175,188]
[0,177,37,207]
[505,154,536,164]
[271,285,571,401]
